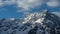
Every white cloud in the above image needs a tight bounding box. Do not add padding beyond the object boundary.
[0,0,46,10]
[3,0,16,5]
[0,0,60,11]
[46,0,60,7]
[16,0,46,10]
[0,0,4,6]
[0,0,17,6]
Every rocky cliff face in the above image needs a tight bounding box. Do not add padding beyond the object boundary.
[0,10,60,34]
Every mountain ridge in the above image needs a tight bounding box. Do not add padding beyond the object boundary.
[0,10,60,34]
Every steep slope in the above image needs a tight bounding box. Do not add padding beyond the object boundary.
[0,10,60,34]
[22,10,60,34]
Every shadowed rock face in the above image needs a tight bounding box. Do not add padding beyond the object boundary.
[0,10,60,34]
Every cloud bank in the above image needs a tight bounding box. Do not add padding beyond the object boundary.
[17,0,46,10]
[0,0,60,10]
[46,0,60,7]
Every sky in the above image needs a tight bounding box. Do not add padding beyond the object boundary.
[0,0,60,18]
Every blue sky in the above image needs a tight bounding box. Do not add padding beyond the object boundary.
[0,0,60,18]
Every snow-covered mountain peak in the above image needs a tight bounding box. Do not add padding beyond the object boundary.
[23,9,48,24]
[0,9,60,34]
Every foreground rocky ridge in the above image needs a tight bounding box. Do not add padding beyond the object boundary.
[0,10,60,34]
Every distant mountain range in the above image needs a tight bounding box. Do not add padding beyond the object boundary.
[0,10,60,34]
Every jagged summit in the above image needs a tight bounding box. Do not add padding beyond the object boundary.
[22,9,60,34]
[0,10,60,34]
[23,9,50,24]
